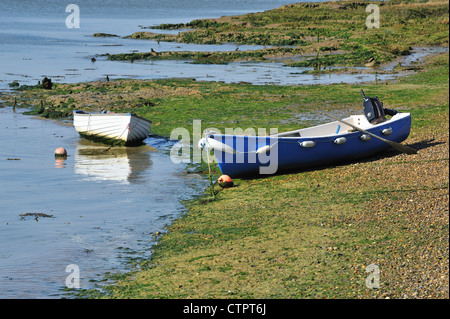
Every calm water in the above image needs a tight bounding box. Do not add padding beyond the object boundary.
[0,0,413,90]
[0,106,208,298]
[0,0,309,90]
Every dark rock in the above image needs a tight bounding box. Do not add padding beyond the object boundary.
[41,77,52,90]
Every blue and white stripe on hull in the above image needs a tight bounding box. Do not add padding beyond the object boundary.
[199,113,412,177]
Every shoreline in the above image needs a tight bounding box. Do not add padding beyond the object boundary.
[0,0,448,299]
[2,50,447,299]
[102,52,449,299]
[105,1,449,69]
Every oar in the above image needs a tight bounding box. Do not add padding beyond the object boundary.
[323,113,417,155]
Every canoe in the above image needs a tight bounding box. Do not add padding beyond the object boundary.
[198,112,412,177]
[73,110,151,146]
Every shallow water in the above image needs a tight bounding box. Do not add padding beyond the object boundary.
[3,0,442,90]
[0,0,310,90]
[0,107,207,298]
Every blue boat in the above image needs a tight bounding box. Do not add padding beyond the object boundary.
[198,112,412,178]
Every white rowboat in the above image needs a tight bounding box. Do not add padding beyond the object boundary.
[73,110,151,146]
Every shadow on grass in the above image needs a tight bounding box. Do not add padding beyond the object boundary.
[408,138,445,152]
[234,138,445,181]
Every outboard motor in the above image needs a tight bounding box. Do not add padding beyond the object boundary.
[361,89,386,124]
[361,89,398,124]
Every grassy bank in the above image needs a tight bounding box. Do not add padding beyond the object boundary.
[108,0,448,68]
[3,52,442,299]
[2,56,448,299]
[84,51,449,298]
[87,52,447,299]
[0,2,447,299]
[4,53,448,138]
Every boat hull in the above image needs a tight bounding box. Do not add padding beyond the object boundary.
[73,111,151,146]
[204,113,412,177]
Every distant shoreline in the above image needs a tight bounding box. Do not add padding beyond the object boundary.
[104,1,449,69]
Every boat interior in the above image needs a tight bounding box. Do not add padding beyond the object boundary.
[273,115,372,138]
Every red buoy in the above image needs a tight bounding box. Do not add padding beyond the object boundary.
[218,175,233,188]
[54,147,67,157]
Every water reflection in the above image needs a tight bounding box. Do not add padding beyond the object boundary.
[73,139,155,184]
[54,156,67,168]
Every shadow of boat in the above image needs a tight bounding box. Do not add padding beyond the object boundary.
[237,138,442,181]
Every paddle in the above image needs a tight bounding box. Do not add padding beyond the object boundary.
[323,113,418,155]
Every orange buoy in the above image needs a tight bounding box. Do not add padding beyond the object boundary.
[218,175,233,188]
[54,147,67,157]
